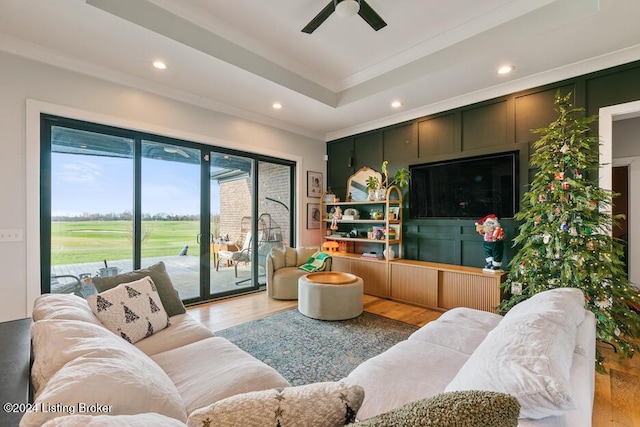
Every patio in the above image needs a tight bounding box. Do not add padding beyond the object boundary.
[51,255,262,301]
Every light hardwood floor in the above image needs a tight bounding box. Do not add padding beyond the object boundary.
[187,291,640,426]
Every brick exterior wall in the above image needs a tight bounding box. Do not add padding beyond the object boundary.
[217,162,291,246]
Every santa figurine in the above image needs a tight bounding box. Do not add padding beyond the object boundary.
[475,214,505,272]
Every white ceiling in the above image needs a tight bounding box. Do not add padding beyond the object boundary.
[2,0,640,141]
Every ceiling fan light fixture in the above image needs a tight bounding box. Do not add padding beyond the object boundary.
[335,0,360,18]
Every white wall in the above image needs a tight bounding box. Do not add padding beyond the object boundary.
[0,51,326,322]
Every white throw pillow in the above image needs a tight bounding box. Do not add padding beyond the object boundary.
[87,276,170,344]
[30,319,140,397]
[445,312,578,419]
[186,382,364,427]
[20,347,187,427]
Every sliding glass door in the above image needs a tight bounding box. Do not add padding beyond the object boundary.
[140,140,202,300]
[41,115,295,304]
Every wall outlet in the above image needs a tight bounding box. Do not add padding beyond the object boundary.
[0,229,23,242]
[511,282,523,295]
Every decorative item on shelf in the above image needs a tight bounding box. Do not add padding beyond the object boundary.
[343,208,360,220]
[361,251,383,260]
[386,227,397,240]
[383,246,395,260]
[372,226,385,240]
[322,241,340,252]
[367,228,374,239]
[377,160,411,200]
[388,206,400,220]
[370,209,384,220]
[365,175,379,201]
[348,227,358,238]
[338,242,347,253]
[323,188,336,203]
[333,206,343,220]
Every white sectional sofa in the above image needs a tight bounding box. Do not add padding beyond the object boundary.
[22,293,292,427]
[344,288,596,426]
[24,279,595,426]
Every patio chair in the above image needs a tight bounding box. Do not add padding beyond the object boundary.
[217,232,252,277]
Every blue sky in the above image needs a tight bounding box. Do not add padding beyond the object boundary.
[52,153,220,217]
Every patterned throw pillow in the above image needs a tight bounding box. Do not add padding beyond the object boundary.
[87,276,170,344]
[186,381,364,427]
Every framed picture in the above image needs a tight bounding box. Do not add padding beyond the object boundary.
[307,203,321,229]
[307,171,323,198]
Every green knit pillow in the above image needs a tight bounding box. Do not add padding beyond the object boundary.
[350,391,520,427]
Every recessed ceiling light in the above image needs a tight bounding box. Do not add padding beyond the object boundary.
[497,65,515,75]
[272,103,283,109]
[391,101,403,108]
[152,60,167,70]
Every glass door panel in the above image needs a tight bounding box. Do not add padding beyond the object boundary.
[140,140,201,300]
[49,126,134,295]
[209,152,255,296]
[257,161,292,284]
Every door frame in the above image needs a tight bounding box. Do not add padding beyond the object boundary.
[600,101,640,288]
[26,99,301,314]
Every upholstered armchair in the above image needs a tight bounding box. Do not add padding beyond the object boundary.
[266,246,331,300]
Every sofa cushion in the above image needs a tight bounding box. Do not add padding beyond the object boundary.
[134,313,214,356]
[152,336,290,415]
[41,413,186,427]
[409,307,502,355]
[284,246,298,267]
[343,339,470,420]
[30,319,140,397]
[21,346,187,427]
[270,247,286,270]
[32,293,102,326]
[92,261,186,316]
[348,390,520,427]
[87,276,170,344]
[503,287,586,327]
[445,312,579,419]
[295,247,319,267]
[186,382,364,427]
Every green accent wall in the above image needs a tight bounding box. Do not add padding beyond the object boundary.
[327,60,640,270]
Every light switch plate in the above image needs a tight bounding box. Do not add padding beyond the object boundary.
[0,229,23,242]
[511,282,522,295]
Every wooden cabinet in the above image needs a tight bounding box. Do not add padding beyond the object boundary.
[390,260,506,313]
[390,263,438,307]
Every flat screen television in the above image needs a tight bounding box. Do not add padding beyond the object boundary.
[409,151,519,219]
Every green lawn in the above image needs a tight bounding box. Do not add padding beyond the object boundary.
[51,220,201,265]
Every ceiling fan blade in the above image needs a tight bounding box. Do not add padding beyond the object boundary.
[302,1,335,34]
[358,0,387,31]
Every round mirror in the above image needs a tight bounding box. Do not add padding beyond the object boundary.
[346,166,382,202]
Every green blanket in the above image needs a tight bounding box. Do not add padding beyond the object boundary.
[298,251,331,273]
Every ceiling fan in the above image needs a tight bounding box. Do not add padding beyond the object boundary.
[302,0,387,34]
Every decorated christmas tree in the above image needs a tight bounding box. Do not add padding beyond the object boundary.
[500,91,640,372]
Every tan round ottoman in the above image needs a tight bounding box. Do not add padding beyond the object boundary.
[298,272,364,320]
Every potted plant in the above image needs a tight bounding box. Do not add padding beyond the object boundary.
[365,175,379,201]
[376,161,411,200]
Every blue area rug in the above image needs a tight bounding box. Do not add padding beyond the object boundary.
[217,309,418,386]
